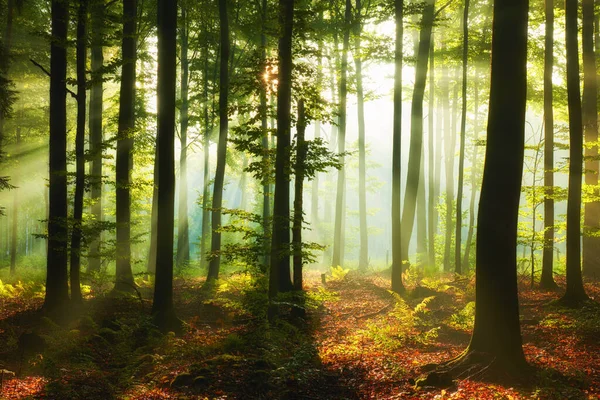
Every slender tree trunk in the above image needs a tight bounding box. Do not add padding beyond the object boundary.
[207,0,230,282]
[114,0,136,293]
[311,38,322,234]
[44,0,70,314]
[0,0,14,154]
[176,4,190,269]
[427,37,436,268]
[391,0,404,293]
[200,35,212,271]
[332,0,351,268]
[260,0,270,270]
[355,0,368,270]
[582,0,599,279]
[561,0,589,305]
[152,0,181,331]
[400,0,434,264]
[88,0,104,274]
[417,146,427,263]
[463,76,479,269]
[441,42,453,272]
[269,0,294,298]
[293,99,307,290]
[9,126,19,275]
[541,0,557,289]
[459,0,529,370]
[70,0,88,304]
[148,146,158,273]
[455,0,469,275]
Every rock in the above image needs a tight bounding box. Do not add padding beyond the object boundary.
[415,371,454,389]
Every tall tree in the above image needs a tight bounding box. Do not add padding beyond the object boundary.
[462,76,479,269]
[269,0,294,299]
[259,0,271,269]
[87,0,104,274]
[9,125,19,275]
[152,0,181,331]
[0,0,15,154]
[427,37,436,268]
[332,0,351,268]
[400,0,434,263]
[582,0,599,279]
[206,0,230,283]
[444,0,529,372]
[540,0,557,289]
[176,1,190,270]
[560,0,589,305]
[454,0,469,275]
[293,99,307,291]
[391,0,404,293]
[70,0,88,304]
[354,0,368,270]
[44,0,70,315]
[114,0,137,293]
[441,41,453,272]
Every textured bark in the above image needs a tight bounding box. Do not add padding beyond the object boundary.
[9,127,19,275]
[391,0,404,293]
[260,0,270,270]
[293,99,307,291]
[87,0,104,274]
[114,0,136,293]
[269,0,294,298]
[540,0,557,289]
[561,0,589,305]
[70,0,88,304]
[463,0,529,369]
[400,0,434,263]
[44,0,70,314]
[176,4,190,270]
[207,0,230,282]
[440,42,452,272]
[582,0,600,279]
[427,37,436,268]
[355,0,368,270]
[332,0,351,268]
[455,0,469,275]
[152,0,180,331]
[462,77,479,270]
[147,146,158,274]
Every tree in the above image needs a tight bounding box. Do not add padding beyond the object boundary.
[427,37,436,268]
[560,0,588,305]
[391,0,404,294]
[292,99,307,290]
[269,0,294,299]
[44,0,70,315]
[439,0,530,374]
[114,0,137,293]
[70,0,88,304]
[176,1,190,270]
[332,0,351,269]
[540,0,557,289]
[206,0,230,283]
[152,0,182,332]
[582,0,599,279]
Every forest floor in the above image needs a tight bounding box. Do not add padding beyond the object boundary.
[0,269,599,399]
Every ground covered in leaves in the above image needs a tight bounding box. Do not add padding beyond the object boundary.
[0,270,599,399]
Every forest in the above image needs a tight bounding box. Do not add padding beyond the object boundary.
[0,0,599,398]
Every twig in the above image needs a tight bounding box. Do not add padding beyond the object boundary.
[29,58,78,100]
[434,0,453,18]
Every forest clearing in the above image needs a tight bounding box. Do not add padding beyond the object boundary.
[0,271,599,399]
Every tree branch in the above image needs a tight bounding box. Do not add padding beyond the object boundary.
[30,58,78,100]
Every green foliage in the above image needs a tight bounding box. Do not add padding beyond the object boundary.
[329,265,349,281]
[448,301,475,331]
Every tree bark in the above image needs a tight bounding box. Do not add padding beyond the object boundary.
[44,0,70,315]
[114,0,136,293]
[176,3,190,270]
[561,0,589,305]
[462,76,479,270]
[441,42,452,273]
[540,0,557,289]
[260,0,270,270]
[152,0,181,331]
[70,0,88,304]
[269,0,294,298]
[293,99,307,291]
[582,0,599,279]
[427,36,436,268]
[9,126,19,275]
[207,0,230,283]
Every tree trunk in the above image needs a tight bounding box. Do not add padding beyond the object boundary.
[0,0,14,154]
[391,0,405,293]
[200,33,212,272]
[462,76,479,270]
[441,42,453,273]
[207,0,230,283]
[355,0,368,270]
[9,126,19,275]
[260,0,270,270]
[148,145,158,274]
[458,0,529,371]
[332,0,351,269]
[87,0,104,274]
[293,99,307,291]
[70,0,88,304]
[44,0,70,315]
[561,0,589,305]
[176,4,190,270]
[400,0,434,265]
[427,36,436,268]
[540,0,557,289]
[455,0,469,275]
[269,0,294,298]
[152,0,181,331]
[582,0,599,279]
[416,145,427,263]
[114,0,136,293]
